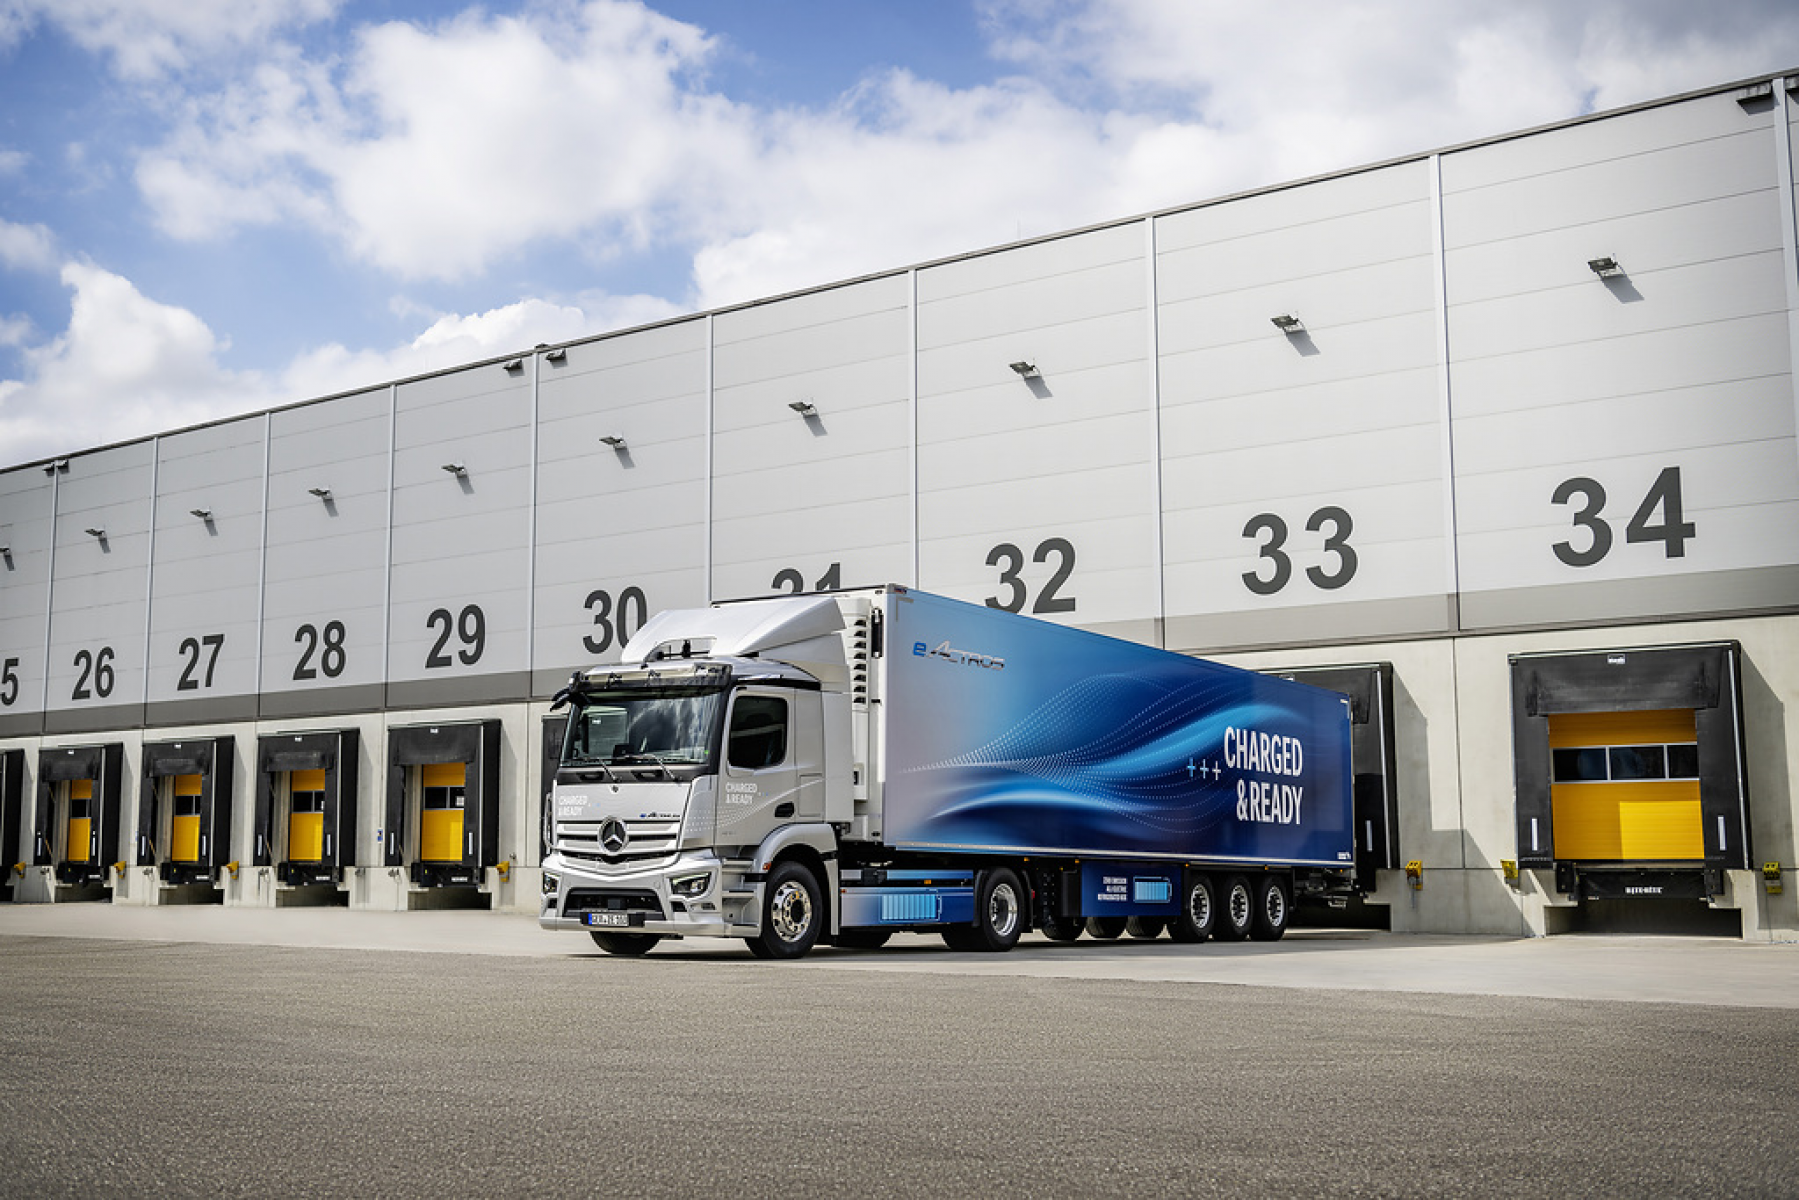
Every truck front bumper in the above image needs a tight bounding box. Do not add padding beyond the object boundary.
[538,850,761,939]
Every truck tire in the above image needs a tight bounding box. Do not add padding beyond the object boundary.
[944,867,1025,952]
[589,930,661,956]
[1168,876,1217,943]
[1216,874,1255,941]
[1085,916,1127,939]
[1125,917,1165,940]
[753,861,824,959]
[1250,875,1292,941]
[1038,912,1083,942]
[833,929,892,950]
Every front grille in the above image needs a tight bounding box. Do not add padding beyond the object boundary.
[555,818,680,859]
[564,888,665,920]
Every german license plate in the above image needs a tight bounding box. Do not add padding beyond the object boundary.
[584,911,630,927]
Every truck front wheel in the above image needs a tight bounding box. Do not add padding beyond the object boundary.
[1168,876,1217,943]
[1250,875,1292,941]
[1216,874,1255,941]
[753,861,823,959]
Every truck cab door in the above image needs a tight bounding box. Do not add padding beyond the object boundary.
[716,688,801,849]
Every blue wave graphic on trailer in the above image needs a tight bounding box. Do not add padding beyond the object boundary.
[884,592,1352,866]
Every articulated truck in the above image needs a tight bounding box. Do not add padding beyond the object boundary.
[541,586,1355,958]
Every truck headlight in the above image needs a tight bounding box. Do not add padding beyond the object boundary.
[670,871,711,899]
[542,871,559,896]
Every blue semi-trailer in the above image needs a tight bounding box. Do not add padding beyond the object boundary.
[540,586,1355,958]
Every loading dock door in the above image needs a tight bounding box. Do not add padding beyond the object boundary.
[1511,642,1749,891]
[67,780,94,863]
[419,762,467,862]
[141,739,235,886]
[253,730,360,887]
[1549,710,1702,862]
[540,715,567,861]
[387,721,500,887]
[1264,663,1398,889]
[1,749,22,898]
[170,776,203,863]
[35,743,123,887]
[289,770,327,862]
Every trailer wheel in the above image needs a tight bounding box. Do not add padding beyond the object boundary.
[753,861,823,959]
[1168,876,1217,943]
[1085,916,1127,939]
[947,867,1025,952]
[833,929,892,950]
[1216,875,1255,941]
[1250,875,1292,941]
[1125,917,1165,940]
[588,930,661,956]
[1038,913,1083,942]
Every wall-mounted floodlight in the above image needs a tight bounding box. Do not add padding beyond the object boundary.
[189,507,213,521]
[1008,361,1039,378]
[1271,314,1305,334]
[441,462,468,477]
[43,459,68,476]
[1588,256,1624,278]
[502,358,523,372]
[788,400,818,417]
[84,527,105,539]
[308,486,333,501]
[544,347,567,362]
[599,435,627,449]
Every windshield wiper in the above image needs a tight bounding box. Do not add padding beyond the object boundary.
[615,752,678,779]
[561,757,617,782]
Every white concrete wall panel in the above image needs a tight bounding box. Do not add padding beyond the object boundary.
[1444,92,1799,628]
[1158,162,1451,651]
[387,365,532,696]
[534,321,709,681]
[917,225,1156,638]
[711,278,912,601]
[145,419,266,716]
[261,389,392,710]
[43,443,154,728]
[0,469,54,732]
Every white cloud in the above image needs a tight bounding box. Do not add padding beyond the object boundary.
[0,262,262,464]
[0,218,57,271]
[0,262,680,466]
[7,0,339,78]
[136,2,742,278]
[130,0,1799,319]
[0,148,27,175]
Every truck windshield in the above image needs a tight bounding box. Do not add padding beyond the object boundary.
[561,686,725,773]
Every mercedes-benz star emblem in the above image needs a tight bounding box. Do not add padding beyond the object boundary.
[599,819,627,854]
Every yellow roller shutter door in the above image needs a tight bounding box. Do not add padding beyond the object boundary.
[171,774,203,863]
[1549,710,1702,861]
[66,779,93,863]
[288,769,327,862]
[420,762,467,862]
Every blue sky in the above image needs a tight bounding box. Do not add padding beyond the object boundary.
[3,0,1799,467]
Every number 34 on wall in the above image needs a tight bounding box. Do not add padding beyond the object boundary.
[1551,466,1695,567]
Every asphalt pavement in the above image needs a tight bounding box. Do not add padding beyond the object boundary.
[2,904,1798,1196]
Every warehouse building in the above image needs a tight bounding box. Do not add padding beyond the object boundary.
[2,71,1795,938]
